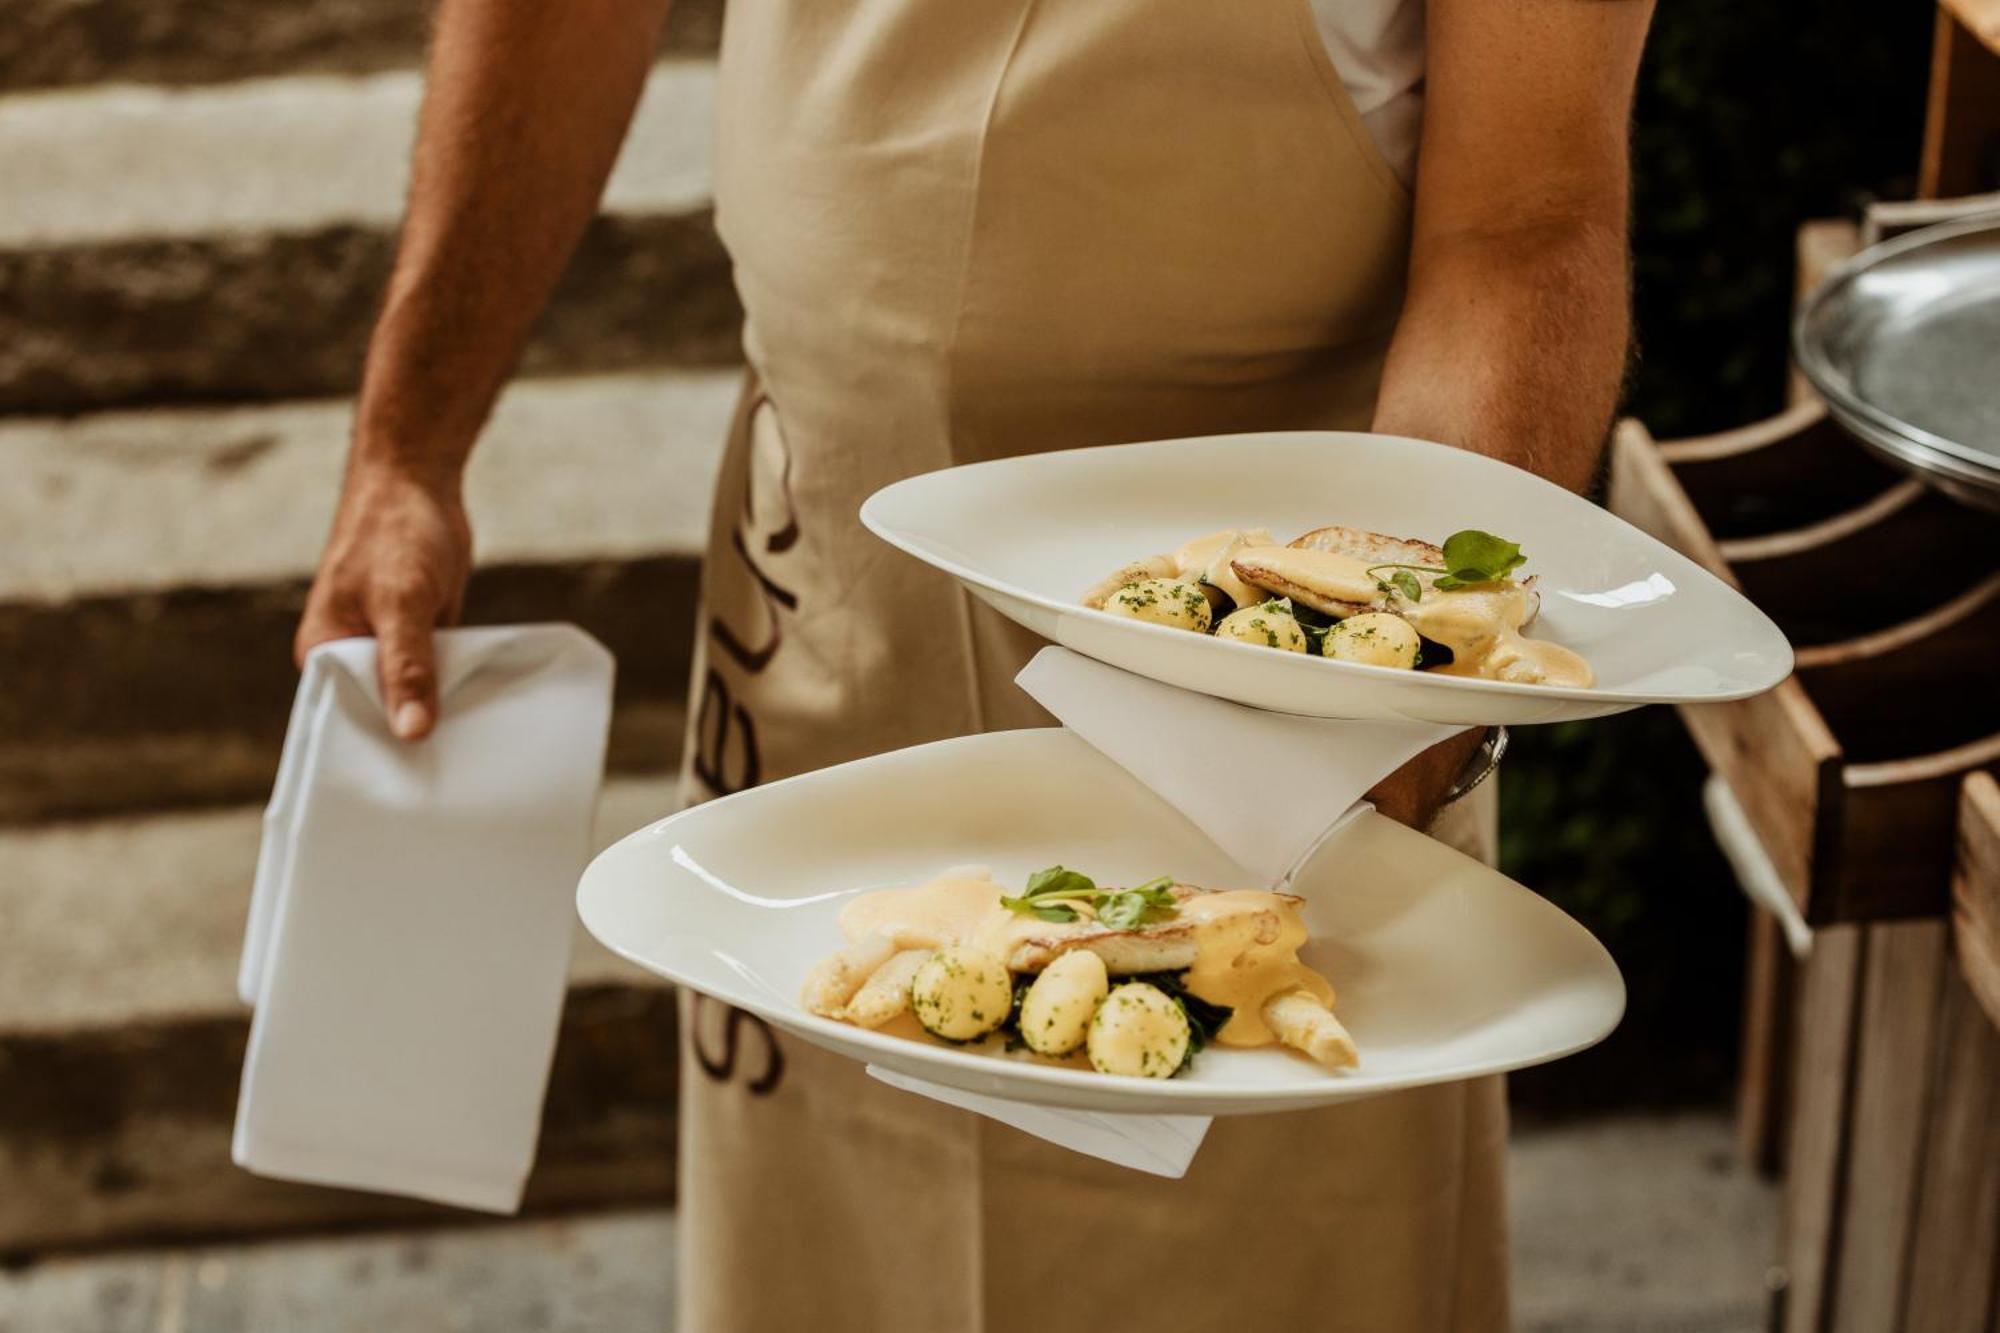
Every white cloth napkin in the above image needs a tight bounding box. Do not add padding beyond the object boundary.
[869,646,1466,1176]
[234,624,615,1213]
[1020,648,1465,885]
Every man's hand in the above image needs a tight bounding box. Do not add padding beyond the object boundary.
[291,0,672,740]
[295,464,472,741]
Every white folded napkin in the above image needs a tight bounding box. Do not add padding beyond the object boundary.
[865,1067,1213,1178]
[234,624,615,1213]
[1018,647,1465,886]
[870,646,1466,1175]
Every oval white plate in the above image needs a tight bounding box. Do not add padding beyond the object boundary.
[577,729,1625,1115]
[860,432,1793,724]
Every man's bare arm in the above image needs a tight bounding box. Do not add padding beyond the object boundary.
[298,0,674,738]
[1372,0,1654,493]
[1364,0,1651,826]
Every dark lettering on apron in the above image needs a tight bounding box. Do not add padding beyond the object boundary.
[691,994,785,1094]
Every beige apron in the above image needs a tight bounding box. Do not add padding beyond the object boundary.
[677,3,1510,1329]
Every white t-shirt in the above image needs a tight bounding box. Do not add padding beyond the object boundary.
[1308,0,1426,187]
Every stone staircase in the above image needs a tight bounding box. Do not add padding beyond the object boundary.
[0,2,735,1254]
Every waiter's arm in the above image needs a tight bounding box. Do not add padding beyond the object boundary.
[296,0,673,739]
[1363,0,1651,826]
[1372,0,1654,492]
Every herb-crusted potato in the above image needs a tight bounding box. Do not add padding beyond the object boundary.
[1213,598,1309,652]
[1087,982,1191,1078]
[1018,949,1110,1057]
[1100,579,1212,633]
[910,947,1013,1042]
[1322,611,1421,669]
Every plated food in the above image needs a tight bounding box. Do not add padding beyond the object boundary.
[801,864,1357,1079]
[1083,524,1594,688]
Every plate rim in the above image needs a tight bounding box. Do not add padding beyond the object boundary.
[1793,211,2000,491]
[576,727,1629,1112]
[858,430,1794,709]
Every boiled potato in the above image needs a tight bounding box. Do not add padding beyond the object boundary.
[910,947,1014,1042]
[1018,950,1110,1057]
[1101,579,1212,633]
[1322,611,1421,669]
[1213,599,1309,652]
[1086,982,1190,1079]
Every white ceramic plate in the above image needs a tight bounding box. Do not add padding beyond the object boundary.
[860,432,1793,724]
[577,729,1625,1115]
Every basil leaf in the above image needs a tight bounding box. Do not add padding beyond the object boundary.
[999,894,1080,923]
[1023,865,1096,899]
[1389,569,1424,603]
[1440,530,1526,583]
[1433,574,1466,591]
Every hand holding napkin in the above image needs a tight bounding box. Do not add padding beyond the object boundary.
[235,624,614,1213]
[869,646,1466,1177]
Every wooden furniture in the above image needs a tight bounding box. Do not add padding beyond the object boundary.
[1612,403,2000,1333]
[1610,409,2000,927]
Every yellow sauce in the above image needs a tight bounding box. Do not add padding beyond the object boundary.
[1405,582,1595,689]
[1230,545,1594,688]
[1173,528,1274,611]
[837,870,1334,1051]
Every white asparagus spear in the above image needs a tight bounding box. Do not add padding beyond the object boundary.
[1261,987,1359,1070]
[799,931,898,1017]
[844,949,931,1028]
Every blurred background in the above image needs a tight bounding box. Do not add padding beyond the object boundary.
[0,2,1984,1330]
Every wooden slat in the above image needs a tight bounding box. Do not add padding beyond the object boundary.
[1922,7,2000,199]
[1791,222,1864,404]
[1729,493,2000,650]
[1900,968,2000,1333]
[1660,400,1902,541]
[1783,925,1867,1333]
[1678,686,1841,919]
[1796,577,2000,761]
[1830,921,1949,1333]
[1839,736,2000,922]
[1943,0,2000,56]
[1739,908,1798,1175]
[1610,419,1844,917]
[1959,771,2000,1030]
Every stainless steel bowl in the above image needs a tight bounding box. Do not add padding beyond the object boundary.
[1794,213,2000,511]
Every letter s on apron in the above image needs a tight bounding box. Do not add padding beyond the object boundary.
[676,3,1511,1331]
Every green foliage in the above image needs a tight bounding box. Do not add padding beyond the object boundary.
[1627,1,1935,435]
[1500,713,1747,1115]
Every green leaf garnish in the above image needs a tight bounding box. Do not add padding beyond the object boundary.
[1001,867,1179,926]
[1022,866,1096,899]
[1363,529,1527,604]
[1440,529,1527,583]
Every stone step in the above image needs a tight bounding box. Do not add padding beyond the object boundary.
[0,61,740,414]
[0,369,736,823]
[5,0,722,94]
[0,778,685,1256]
[0,1113,1780,1325]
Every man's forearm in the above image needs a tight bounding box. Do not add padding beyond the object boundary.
[1371,212,1630,495]
[354,0,673,483]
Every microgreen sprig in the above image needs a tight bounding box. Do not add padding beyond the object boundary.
[999,866,1179,927]
[1364,529,1527,603]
